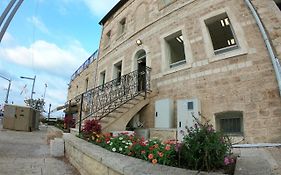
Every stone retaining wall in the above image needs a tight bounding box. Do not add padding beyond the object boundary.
[63,133,221,175]
[46,126,63,144]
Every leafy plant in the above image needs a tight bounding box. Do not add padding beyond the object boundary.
[24,98,45,112]
[64,115,76,130]
[87,132,177,166]
[179,120,232,172]
[81,119,101,139]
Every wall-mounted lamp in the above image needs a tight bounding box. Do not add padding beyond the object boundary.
[136,39,142,46]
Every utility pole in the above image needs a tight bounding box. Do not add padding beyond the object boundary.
[0,74,11,104]
[47,104,51,121]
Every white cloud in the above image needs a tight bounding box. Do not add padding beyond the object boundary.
[27,16,50,34]
[0,40,90,78]
[82,0,119,17]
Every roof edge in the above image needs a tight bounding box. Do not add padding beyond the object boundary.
[99,0,129,25]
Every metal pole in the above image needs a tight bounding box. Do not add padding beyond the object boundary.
[78,94,84,134]
[244,0,281,97]
[5,80,11,103]
[0,74,11,104]
[47,104,51,120]
[31,75,36,100]
[144,67,147,99]
[0,0,24,43]
[0,0,16,27]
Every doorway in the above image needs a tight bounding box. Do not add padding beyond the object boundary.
[136,50,146,91]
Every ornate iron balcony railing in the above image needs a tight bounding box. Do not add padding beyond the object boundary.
[73,67,151,132]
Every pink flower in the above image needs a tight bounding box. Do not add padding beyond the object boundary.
[224,157,234,165]
[175,143,182,152]
[224,157,230,165]
[157,152,163,157]
[165,145,171,151]
[148,153,154,160]
[207,126,214,132]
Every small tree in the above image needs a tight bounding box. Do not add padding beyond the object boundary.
[64,115,75,130]
[24,98,45,112]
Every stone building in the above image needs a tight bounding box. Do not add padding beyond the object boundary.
[67,0,281,143]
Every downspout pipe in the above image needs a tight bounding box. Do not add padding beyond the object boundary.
[245,0,281,97]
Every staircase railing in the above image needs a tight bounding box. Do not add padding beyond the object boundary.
[73,67,151,133]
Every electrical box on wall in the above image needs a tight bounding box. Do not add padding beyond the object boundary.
[177,99,201,141]
[155,99,173,128]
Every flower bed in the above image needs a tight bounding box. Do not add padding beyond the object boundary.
[78,119,236,174]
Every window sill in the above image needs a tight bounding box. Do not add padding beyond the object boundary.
[170,60,186,68]
[209,47,248,63]
[116,32,126,41]
[225,133,244,136]
[163,61,192,76]
[103,44,110,51]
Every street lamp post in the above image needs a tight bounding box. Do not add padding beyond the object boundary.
[0,74,11,104]
[43,83,47,99]
[20,75,36,100]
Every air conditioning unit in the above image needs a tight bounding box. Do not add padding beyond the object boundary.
[177,99,201,141]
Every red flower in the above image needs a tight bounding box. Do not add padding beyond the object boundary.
[157,151,163,157]
[141,150,146,154]
[148,153,154,160]
[149,146,154,151]
[165,145,171,151]
[152,159,157,164]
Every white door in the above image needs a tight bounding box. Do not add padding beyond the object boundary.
[155,99,173,128]
[177,99,201,142]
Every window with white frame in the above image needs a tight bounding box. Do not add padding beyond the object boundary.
[205,13,238,55]
[119,18,126,35]
[165,31,186,68]
[113,61,122,85]
[216,111,243,135]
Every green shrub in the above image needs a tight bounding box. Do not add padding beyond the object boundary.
[179,120,232,172]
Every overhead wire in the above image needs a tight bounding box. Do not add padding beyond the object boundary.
[31,0,40,74]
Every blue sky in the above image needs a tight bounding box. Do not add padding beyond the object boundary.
[0,0,119,116]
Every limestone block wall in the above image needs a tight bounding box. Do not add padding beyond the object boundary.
[68,0,281,143]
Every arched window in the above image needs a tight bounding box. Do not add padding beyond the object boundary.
[135,50,146,91]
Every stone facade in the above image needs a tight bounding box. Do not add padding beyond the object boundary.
[68,0,281,143]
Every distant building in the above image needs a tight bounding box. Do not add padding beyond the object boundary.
[67,0,281,143]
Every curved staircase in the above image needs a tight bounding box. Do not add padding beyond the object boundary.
[71,67,151,133]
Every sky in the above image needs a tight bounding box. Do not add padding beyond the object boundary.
[0,0,119,117]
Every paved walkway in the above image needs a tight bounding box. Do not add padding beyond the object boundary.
[234,147,281,175]
[0,122,79,175]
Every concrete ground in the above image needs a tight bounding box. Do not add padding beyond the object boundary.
[0,121,79,175]
[234,147,281,175]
